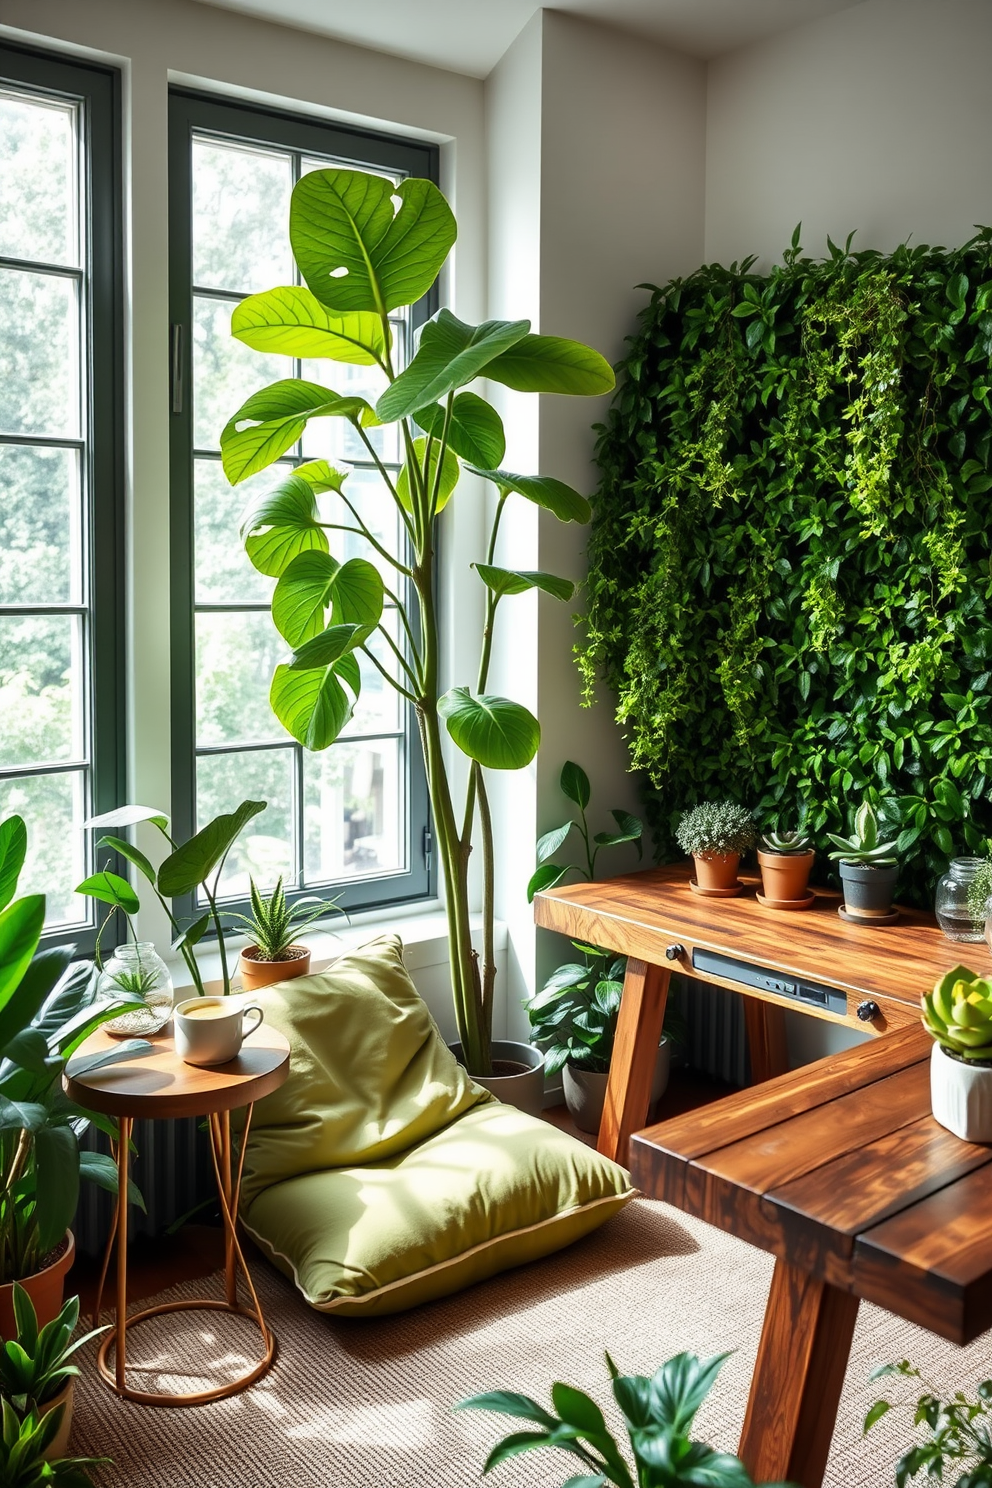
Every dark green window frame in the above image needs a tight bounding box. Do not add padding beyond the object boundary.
[167,89,435,925]
[0,43,126,956]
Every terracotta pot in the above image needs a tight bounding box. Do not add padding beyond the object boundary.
[0,1232,74,1340]
[450,1040,546,1119]
[692,852,740,892]
[563,1039,672,1135]
[39,1379,73,1461]
[758,848,815,904]
[239,945,311,992]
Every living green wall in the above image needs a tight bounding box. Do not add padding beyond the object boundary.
[579,230,992,906]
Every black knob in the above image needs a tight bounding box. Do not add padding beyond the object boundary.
[665,944,685,962]
[857,1000,880,1022]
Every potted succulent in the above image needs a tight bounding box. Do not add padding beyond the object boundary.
[757,826,816,908]
[675,801,756,895]
[826,800,899,921]
[0,1286,107,1459]
[228,876,342,992]
[922,964,992,1142]
[526,943,685,1133]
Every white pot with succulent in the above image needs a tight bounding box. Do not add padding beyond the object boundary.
[922,964,992,1142]
[675,802,756,897]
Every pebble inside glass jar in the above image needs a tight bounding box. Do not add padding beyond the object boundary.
[99,943,174,1035]
[935,857,988,943]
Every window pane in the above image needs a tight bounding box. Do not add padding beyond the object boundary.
[321,466,403,582]
[192,138,292,295]
[196,748,294,898]
[342,611,403,738]
[196,610,289,746]
[300,355,397,463]
[0,614,85,767]
[0,771,87,927]
[0,269,80,437]
[303,738,404,882]
[194,458,275,605]
[0,444,81,604]
[0,90,78,266]
[193,293,290,451]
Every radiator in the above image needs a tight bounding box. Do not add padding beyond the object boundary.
[672,972,748,1087]
[74,1118,216,1259]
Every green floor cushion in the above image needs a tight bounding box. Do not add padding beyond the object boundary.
[243,1099,634,1316]
[240,932,633,1314]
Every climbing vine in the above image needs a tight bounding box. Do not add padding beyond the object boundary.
[579,229,992,906]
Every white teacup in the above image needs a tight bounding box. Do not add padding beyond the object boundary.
[174,997,264,1067]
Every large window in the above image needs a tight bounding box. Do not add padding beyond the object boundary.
[169,93,433,914]
[0,46,123,946]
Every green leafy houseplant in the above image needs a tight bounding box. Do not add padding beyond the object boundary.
[76,801,268,998]
[0,1397,107,1487]
[579,228,992,907]
[675,803,756,860]
[0,1286,106,1415]
[527,761,642,903]
[0,817,147,1285]
[864,1358,992,1487]
[225,875,338,962]
[221,167,614,1075]
[456,1350,793,1487]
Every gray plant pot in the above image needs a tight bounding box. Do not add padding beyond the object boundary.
[839,860,898,918]
[563,1038,672,1135]
[450,1039,546,1119]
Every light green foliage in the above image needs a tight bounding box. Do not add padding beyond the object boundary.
[0,1286,107,1414]
[967,856,992,927]
[579,228,992,907]
[922,963,992,1061]
[675,802,756,859]
[456,1350,793,1487]
[225,166,614,1076]
[826,801,898,865]
[864,1359,992,1486]
[225,874,340,961]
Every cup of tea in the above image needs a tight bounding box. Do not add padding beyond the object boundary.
[174,997,264,1067]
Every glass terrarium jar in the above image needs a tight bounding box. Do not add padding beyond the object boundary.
[98,943,174,1035]
[935,858,986,942]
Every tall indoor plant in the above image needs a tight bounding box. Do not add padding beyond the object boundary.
[221,168,614,1075]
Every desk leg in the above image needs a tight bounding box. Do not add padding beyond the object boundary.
[597,959,670,1166]
[115,1117,132,1391]
[739,1259,859,1488]
[743,998,790,1083]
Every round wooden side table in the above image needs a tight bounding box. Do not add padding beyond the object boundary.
[63,1022,289,1408]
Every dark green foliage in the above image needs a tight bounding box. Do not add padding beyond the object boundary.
[579,229,992,906]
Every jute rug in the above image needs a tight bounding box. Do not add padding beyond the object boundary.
[69,1200,992,1486]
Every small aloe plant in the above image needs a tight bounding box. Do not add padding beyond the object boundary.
[826,801,898,865]
[922,964,992,1063]
[759,828,811,855]
[225,876,341,962]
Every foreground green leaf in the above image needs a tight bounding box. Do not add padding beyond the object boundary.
[232,286,386,364]
[0,817,26,913]
[468,467,591,523]
[240,471,332,578]
[377,311,529,422]
[414,392,506,467]
[221,379,377,485]
[475,564,574,602]
[396,437,461,514]
[158,801,267,897]
[483,333,616,396]
[438,688,540,769]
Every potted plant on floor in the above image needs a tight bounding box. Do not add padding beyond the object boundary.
[676,801,756,896]
[922,964,992,1141]
[221,166,615,1086]
[0,1398,108,1486]
[756,826,816,909]
[526,943,686,1133]
[0,1286,107,1459]
[228,876,342,992]
[826,800,899,921]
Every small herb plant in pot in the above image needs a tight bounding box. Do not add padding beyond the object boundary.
[676,801,756,895]
[0,1286,108,1459]
[923,964,992,1142]
[826,800,899,920]
[757,826,815,908]
[227,876,341,992]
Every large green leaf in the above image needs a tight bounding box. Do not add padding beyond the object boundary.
[231,287,386,364]
[413,392,506,468]
[272,554,384,647]
[288,622,367,671]
[377,312,529,423]
[33,1125,78,1258]
[0,897,45,1014]
[74,871,139,915]
[468,467,591,523]
[0,946,71,1063]
[560,760,591,809]
[0,817,26,913]
[396,437,461,514]
[437,687,540,769]
[221,379,377,485]
[157,801,267,898]
[483,334,615,396]
[241,472,331,578]
[270,662,355,751]
[84,805,169,834]
[95,835,156,885]
[291,168,455,315]
[474,564,574,602]
[330,558,385,628]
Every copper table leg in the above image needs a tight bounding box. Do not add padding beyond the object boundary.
[95,1103,276,1407]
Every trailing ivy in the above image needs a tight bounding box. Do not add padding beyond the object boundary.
[579,228,992,906]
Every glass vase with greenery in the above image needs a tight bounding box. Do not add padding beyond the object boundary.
[220,168,614,1075]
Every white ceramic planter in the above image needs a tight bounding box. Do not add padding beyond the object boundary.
[930,1042,992,1143]
[450,1039,546,1119]
[563,1039,672,1135]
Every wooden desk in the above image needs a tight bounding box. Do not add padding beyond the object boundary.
[534,865,965,1163]
[629,1023,992,1488]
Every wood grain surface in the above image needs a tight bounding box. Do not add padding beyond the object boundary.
[597,959,670,1166]
[63,1024,290,1119]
